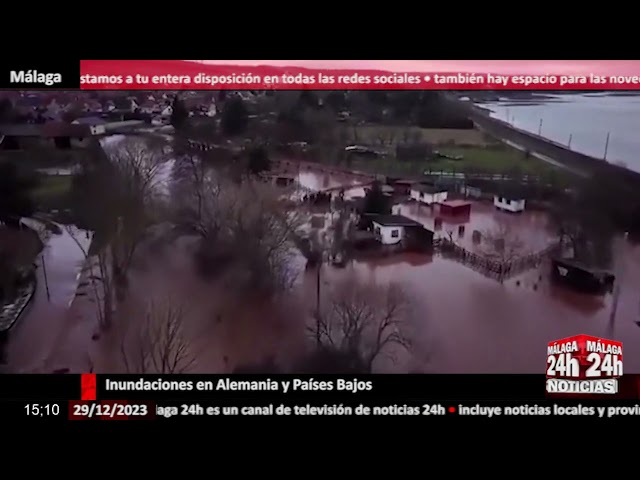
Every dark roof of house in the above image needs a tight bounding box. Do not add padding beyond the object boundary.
[0,124,43,136]
[495,192,525,201]
[552,258,614,277]
[412,183,445,194]
[371,215,423,228]
[73,116,107,125]
[392,179,417,186]
[41,122,91,137]
[440,200,471,208]
[0,122,93,138]
[464,181,484,189]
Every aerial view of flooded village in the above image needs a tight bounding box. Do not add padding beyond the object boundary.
[1,89,639,374]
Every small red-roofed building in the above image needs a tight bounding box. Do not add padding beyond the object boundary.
[439,199,471,217]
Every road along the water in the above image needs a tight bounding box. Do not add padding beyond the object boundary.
[5,224,91,372]
[467,106,640,180]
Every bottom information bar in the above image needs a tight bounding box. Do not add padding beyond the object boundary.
[62,400,640,420]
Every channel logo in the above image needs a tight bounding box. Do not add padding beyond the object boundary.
[546,335,623,396]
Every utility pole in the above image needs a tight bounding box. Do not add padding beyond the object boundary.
[603,132,610,161]
[316,260,321,319]
[607,233,628,338]
[568,134,572,149]
[314,244,326,347]
[607,282,621,339]
[538,118,543,136]
[41,252,50,301]
[314,259,323,346]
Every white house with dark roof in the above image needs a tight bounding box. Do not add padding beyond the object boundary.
[371,215,430,245]
[493,193,525,213]
[72,117,107,135]
[410,183,448,205]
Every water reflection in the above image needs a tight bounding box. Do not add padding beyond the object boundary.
[11,160,640,374]
[293,168,640,373]
[6,224,91,372]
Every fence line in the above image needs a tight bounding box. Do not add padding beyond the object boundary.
[423,170,547,184]
[434,238,560,282]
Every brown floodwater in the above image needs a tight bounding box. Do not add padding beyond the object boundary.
[293,168,640,373]
[7,165,640,375]
[395,201,555,252]
[4,226,91,372]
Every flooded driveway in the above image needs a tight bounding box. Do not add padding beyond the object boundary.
[5,225,90,372]
[396,201,556,252]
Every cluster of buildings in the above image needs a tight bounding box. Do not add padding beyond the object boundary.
[367,178,527,247]
[0,91,222,151]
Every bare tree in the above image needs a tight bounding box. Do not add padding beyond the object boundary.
[65,136,168,327]
[479,222,529,263]
[120,298,197,374]
[402,128,411,144]
[172,152,207,221]
[191,177,305,293]
[409,129,423,145]
[550,194,614,268]
[352,126,360,143]
[312,280,412,372]
[302,108,336,144]
[102,137,167,300]
[66,226,114,330]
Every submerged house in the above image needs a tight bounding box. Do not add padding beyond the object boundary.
[388,179,415,195]
[371,215,433,250]
[551,259,615,294]
[439,200,471,217]
[460,182,483,199]
[410,183,448,205]
[261,173,296,187]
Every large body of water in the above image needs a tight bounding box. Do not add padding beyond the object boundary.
[7,131,640,375]
[479,93,640,173]
[294,168,640,373]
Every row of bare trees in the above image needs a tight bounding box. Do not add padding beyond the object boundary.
[67,135,415,373]
[308,280,412,373]
[68,137,168,332]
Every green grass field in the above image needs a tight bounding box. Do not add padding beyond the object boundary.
[432,146,556,173]
[31,175,72,199]
[30,175,73,210]
[351,145,560,178]
[0,227,43,267]
[337,125,494,147]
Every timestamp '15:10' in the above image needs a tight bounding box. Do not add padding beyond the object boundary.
[24,404,61,416]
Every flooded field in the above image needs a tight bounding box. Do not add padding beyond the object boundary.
[6,156,640,375]
[5,225,91,372]
[396,201,556,253]
[294,166,640,373]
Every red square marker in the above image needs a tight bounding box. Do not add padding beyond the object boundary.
[81,373,97,400]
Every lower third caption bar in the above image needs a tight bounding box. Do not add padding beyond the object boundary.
[68,401,640,419]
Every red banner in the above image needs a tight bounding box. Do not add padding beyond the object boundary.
[79,60,640,90]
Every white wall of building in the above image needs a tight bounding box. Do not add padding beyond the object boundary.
[493,196,525,213]
[373,222,405,245]
[410,189,448,205]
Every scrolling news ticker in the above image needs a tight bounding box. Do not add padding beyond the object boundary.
[5,60,640,90]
